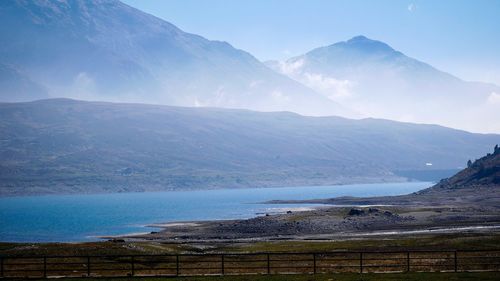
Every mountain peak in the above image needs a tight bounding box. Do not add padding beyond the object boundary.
[301,36,399,60]
[347,35,371,42]
[340,35,396,53]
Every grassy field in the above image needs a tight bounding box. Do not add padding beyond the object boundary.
[1,234,498,279]
[21,272,500,281]
[2,233,499,257]
[220,233,500,253]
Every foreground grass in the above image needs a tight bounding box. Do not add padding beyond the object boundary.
[24,272,500,281]
[220,233,500,253]
[2,233,499,257]
[2,236,498,280]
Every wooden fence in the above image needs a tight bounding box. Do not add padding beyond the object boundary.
[1,249,499,278]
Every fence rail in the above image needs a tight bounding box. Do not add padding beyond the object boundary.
[0,249,499,278]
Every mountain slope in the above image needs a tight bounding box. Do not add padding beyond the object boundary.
[1,99,499,196]
[0,63,48,102]
[0,0,347,116]
[429,146,500,190]
[269,146,500,208]
[268,36,500,133]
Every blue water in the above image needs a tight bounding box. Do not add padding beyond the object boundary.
[0,182,430,242]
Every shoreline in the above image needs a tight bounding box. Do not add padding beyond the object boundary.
[120,185,500,242]
[104,223,500,242]
[102,206,328,240]
[4,182,498,244]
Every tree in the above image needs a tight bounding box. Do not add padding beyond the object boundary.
[467,159,472,168]
[495,144,499,154]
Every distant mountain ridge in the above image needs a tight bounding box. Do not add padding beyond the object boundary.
[0,0,348,116]
[1,1,498,132]
[0,98,499,196]
[267,36,500,133]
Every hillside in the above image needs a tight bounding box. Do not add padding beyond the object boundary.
[273,146,500,207]
[425,146,500,191]
[267,36,500,133]
[0,99,499,196]
[0,0,346,116]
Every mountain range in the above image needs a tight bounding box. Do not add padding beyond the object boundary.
[1,0,499,133]
[0,98,498,196]
[0,0,348,116]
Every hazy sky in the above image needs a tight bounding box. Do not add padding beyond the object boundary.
[121,0,500,85]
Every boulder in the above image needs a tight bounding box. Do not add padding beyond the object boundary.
[348,208,365,216]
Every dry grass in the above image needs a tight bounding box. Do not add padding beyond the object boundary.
[1,250,499,278]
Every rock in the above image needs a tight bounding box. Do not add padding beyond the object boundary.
[109,238,125,243]
[348,208,365,216]
[368,208,379,213]
[286,210,292,214]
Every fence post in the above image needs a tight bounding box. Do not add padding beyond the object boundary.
[360,252,363,273]
[87,256,90,277]
[131,256,135,276]
[221,254,225,275]
[407,251,410,272]
[313,253,316,274]
[454,251,458,272]
[43,257,47,278]
[267,254,270,275]
[176,255,180,276]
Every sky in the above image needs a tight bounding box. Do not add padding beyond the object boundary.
[121,0,500,85]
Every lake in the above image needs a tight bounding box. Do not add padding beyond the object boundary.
[0,182,430,242]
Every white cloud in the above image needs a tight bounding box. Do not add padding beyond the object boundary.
[487,92,500,104]
[271,89,290,103]
[213,85,228,105]
[279,59,305,76]
[408,3,417,12]
[396,113,417,123]
[276,59,354,101]
[193,98,203,107]
[249,80,263,88]
[302,73,354,100]
[74,72,94,89]
[70,72,96,99]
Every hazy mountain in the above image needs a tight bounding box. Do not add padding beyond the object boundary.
[1,99,498,196]
[267,36,500,133]
[0,0,348,116]
[0,63,48,102]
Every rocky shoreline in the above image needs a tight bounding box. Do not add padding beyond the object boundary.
[122,196,500,242]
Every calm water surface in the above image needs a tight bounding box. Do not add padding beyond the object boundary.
[0,182,430,242]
